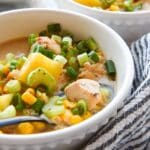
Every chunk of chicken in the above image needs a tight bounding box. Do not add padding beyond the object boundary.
[36,36,61,54]
[64,79,103,110]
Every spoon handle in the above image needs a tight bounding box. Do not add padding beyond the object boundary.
[0,116,45,127]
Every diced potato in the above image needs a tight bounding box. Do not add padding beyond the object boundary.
[18,122,34,134]
[18,53,63,83]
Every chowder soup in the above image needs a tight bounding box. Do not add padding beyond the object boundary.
[0,23,116,134]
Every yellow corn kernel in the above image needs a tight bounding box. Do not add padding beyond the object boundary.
[0,130,3,134]
[83,112,92,120]
[3,64,9,75]
[22,92,37,105]
[75,0,101,7]
[109,5,120,11]
[32,122,46,131]
[64,100,76,109]
[26,88,35,95]
[17,122,34,134]
[70,115,82,125]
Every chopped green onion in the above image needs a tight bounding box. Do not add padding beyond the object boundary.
[105,60,116,75]
[12,93,25,111]
[72,107,80,115]
[47,23,61,33]
[55,97,64,105]
[61,41,69,57]
[17,56,28,68]
[77,99,87,115]
[72,99,87,116]
[88,51,100,63]
[51,35,62,43]
[66,66,78,79]
[77,52,89,66]
[86,38,98,51]
[32,99,44,114]
[54,55,67,65]
[69,57,79,69]
[31,44,54,59]
[39,30,47,36]
[9,59,19,70]
[28,34,38,45]
[5,80,21,93]
[62,36,72,46]
[76,40,88,53]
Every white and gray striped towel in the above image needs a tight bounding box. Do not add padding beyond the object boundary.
[83,34,150,150]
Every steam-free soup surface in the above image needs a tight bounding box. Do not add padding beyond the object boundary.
[0,38,29,59]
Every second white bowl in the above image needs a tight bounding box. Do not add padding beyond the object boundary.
[58,0,150,43]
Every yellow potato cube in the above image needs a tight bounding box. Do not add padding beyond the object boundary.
[18,53,63,83]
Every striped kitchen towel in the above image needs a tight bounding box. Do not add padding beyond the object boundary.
[84,34,150,150]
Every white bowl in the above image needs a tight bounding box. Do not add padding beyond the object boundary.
[0,8,134,150]
[57,0,150,43]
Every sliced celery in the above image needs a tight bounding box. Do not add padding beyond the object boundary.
[62,36,72,46]
[42,96,65,118]
[5,80,21,93]
[0,105,16,119]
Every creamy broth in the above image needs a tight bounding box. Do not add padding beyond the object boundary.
[0,37,29,59]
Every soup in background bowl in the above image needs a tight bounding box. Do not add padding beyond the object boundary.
[58,0,150,43]
[74,0,150,12]
[0,9,134,150]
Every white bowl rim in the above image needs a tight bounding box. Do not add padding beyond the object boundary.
[0,8,134,143]
[68,0,150,15]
